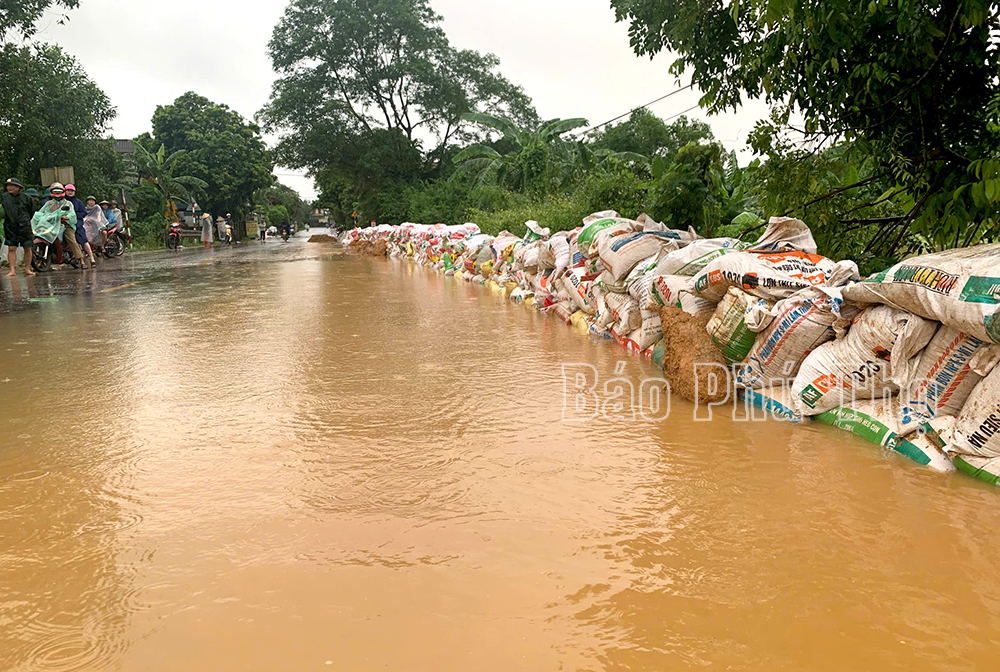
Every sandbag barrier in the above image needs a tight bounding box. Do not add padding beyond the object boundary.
[343,216,1000,487]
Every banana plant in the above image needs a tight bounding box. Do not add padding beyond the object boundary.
[451,113,589,193]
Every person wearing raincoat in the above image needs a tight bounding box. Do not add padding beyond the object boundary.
[82,197,106,267]
[200,212,213,249]
[63,185,92,265]
[99,200,117,249]
[31,183,83,268]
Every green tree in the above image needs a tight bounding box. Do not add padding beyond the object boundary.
[145,92,272,219]
[0,43,116,185]
[261,0,537,159]
[0,0,78,37]
[254,180,310,225]
[451,113,589,194]
[266,205,289,228]
[591,109,713,162]
[259,0,538,222]
[131,143,208,223]
[611,0,1000,256]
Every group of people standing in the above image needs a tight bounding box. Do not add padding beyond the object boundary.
[2,178,123,276]
[199,212,236,249]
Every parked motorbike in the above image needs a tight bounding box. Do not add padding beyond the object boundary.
[102,221,128,258]
[165,222,183,250]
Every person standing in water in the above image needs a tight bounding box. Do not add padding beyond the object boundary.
[2,178,35,277]
[200,212,213,249]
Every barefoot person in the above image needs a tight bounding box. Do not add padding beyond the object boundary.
[2,178,35,277]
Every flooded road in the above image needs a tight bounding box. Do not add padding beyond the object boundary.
[2,238,1000,671]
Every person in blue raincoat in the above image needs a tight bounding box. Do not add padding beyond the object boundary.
[99,200,117,249]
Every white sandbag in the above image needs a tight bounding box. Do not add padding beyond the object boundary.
[814,398,956,472]
[654,238,749,277]
[509,287,532,304]
[627,310,663,351]
[693,250,859,303]
[524,220,550,241]
[905,416,960,474]
[604,291,642,332]
[748,216,818,254]
[649,275,716,315]
[582,210,620,225]
[951,364,1000,459]
[792,305,937,416]
[548,234,572,281]
[597,270,628,294]
[843,244,1000,343]
[589,223,636,258]
[707,287,775,364]
[560,268,596,315]
[624,253,661,307]
[597,230,681,281]
[736,287,852,389]
[898,327,1000,434]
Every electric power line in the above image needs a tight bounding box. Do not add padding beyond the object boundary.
[661,104,701,123]
[576,84,695,136]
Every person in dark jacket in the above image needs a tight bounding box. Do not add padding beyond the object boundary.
[64,184,96,268]
[3,178,35,277]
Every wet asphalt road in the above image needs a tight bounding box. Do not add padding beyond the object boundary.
[0,234,344,315]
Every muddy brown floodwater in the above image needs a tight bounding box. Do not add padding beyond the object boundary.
[2,243,1000,671]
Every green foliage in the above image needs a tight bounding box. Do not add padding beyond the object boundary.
[255,181,310,225]
[452,113,589,194]
[469,193,589,238]
[149,93,272,219]
[0,43,116,186]
[0,0,78,37]
[591,110,713,163]
[611,0,1000,257]
[130,142,209,219]
[260,0,538,224]
[266,205,289,227]
[575,166,651,217]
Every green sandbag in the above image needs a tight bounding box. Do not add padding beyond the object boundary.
[577,218,616,251]
[951,455,1000,485]
[651,339,665,370]
[814,402,934,467]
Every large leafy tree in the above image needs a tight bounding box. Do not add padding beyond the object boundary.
[262,0,537,156]
[0,43,116,185]
[142,92,272,219]
[0,0,78,36]
[611,0,1000,258]
[259,0,538,222]
[591,109,713,162]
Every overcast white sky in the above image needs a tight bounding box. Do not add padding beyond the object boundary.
[36,0,771,201]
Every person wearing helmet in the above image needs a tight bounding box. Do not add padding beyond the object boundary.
[33,183,84,268]
[2,178,35,276]
[63,184,95,267]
